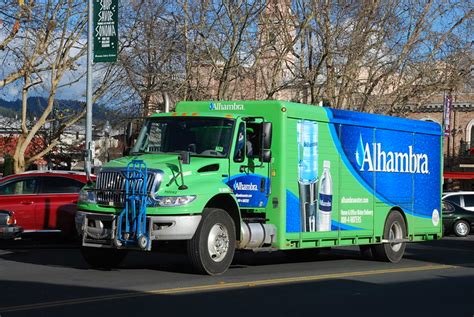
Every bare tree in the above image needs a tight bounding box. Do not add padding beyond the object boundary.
[182,0,267,100]
[252,0,313,100]
[116,0,184,115]
[5,1,117,173]
[0,0,38,88]
[114,1,471,112]
[293,0,472,112]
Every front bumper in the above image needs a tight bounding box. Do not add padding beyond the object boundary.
[77,211,201,248]
[0,225,23,239]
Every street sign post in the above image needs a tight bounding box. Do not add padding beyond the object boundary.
[86,0,118,178]
[93,0,118,63]
[85,0,94,180]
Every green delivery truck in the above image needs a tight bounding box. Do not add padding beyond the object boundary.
[76,100,443,275]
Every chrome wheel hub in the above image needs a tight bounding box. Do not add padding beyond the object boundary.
[389,221,403,252]
[456,222,468,236]
[207,223,230,262]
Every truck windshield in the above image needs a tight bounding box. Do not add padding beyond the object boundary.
[131,117,235,157]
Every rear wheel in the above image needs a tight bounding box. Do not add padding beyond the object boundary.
[372,211,407,263]
[187,208,236,275]
[453,220,470,237]
[80,247,128,269]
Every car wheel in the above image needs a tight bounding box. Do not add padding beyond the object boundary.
[187,208,236,275]
[80,247,128,269]
[371,211,407,263]
[453,220,470,237]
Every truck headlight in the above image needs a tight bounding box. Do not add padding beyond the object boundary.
[78,189,97,204]
[155,195,196,207]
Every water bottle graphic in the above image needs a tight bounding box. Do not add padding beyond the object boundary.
[297,120,318,232]
[317,160,333,231]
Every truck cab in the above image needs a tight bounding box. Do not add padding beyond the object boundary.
[78,101,279,275]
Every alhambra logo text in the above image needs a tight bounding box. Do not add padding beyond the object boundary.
[209,102,245,111]
[233,182,258,191]
[356,135,429,174]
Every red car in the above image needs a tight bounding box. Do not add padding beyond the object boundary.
[0,171,94,239]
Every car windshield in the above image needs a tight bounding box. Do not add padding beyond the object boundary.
[131,117,235,157]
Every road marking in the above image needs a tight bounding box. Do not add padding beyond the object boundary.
[0,264,456,313]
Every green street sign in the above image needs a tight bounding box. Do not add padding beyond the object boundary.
[93,0,118,63]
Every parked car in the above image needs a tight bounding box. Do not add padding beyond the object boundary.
[0,171,94,239]
[442,191,474,212]
[442,200,474,237]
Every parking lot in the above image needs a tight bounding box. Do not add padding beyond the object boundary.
[0,235,473,316]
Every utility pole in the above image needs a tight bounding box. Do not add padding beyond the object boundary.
[85,0,94,180]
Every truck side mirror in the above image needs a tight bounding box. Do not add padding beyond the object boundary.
[259,122,272,163]
[262,122,272,149]
[179,151,191,165]
[261,149,272,163]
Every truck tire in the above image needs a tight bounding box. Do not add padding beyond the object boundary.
[187,208,236,275]
[453,220,470,237]
[371,211,407,263]
[80,247,128,269]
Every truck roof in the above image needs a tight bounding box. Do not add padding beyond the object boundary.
[173,100,442,136]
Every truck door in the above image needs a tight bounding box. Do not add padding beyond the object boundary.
[36,176,84,234]
[0,177,39,231]
[227,118,272,209]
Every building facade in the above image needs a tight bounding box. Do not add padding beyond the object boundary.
[407,92,474,190]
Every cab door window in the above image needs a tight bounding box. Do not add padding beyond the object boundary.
[246,122,262,158]
[39,177,85,194]
[234,123,246,162]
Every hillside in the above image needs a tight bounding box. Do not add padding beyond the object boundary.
[0,97,110,121]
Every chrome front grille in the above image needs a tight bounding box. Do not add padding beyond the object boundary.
[95,168,162,207]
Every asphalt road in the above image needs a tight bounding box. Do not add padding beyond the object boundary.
[0,235,473,317]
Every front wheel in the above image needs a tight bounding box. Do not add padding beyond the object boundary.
[187,208,236,275]
[81,247,128,269]
[453,220,470,237]
[371,211,407,263]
